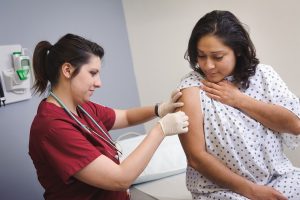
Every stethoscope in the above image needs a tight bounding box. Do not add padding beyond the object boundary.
[49,91,122,160]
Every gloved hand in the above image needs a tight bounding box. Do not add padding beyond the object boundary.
[158,111,189,136]
[157,89,184,117]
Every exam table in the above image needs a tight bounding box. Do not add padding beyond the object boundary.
[118,134,192,200]
[130,172,192,200]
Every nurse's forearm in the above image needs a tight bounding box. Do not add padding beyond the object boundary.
[236,94,300,135]
[113,106,156,129]
[126,106,156,125]
[118,125,164,187]
[73,125,164,191]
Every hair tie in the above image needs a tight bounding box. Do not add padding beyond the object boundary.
[47,44,54,54]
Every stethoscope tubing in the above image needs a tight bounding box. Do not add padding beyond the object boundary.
[49,91,122,158]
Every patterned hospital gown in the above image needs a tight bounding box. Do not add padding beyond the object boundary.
[177,64,300,200]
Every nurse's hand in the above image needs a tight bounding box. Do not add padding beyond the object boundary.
[157,89,184,117]
[158,111,189,136]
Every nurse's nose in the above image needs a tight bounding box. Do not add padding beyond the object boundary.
[94,78,102,88]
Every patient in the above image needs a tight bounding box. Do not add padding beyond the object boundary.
[177,10,300,200]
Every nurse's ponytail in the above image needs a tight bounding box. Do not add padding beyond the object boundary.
[32,41,52,95]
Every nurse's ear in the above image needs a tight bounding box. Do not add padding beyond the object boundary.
[61,62,75,79]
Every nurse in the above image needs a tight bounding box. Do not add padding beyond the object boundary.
[29,33,189,200]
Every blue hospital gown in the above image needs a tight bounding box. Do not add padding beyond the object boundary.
[177,64,300,200]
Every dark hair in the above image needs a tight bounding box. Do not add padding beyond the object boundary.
[185,10,259,89]
[32,33,104,95]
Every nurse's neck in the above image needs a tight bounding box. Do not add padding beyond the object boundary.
[47,88,79,116]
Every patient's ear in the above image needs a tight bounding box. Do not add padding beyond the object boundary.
[61,63,75,79]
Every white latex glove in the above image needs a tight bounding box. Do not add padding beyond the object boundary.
[158,111,189,136]
[158,89,184,117]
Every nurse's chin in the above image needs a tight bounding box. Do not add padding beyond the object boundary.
[79,97,91,104]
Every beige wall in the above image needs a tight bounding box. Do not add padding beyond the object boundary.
[122,0,300,166]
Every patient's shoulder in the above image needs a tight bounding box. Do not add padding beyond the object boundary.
[177,71,203,90]
[180,86,201,111]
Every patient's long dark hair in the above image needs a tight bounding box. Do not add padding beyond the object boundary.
[185,10,259,89]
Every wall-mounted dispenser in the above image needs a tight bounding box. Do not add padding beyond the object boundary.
[0,45,32,106]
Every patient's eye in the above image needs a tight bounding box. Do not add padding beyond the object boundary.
[213,56,224,61]
[197,54,206,59]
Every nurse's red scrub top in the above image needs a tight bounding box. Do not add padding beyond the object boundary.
[29,100,129,200]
